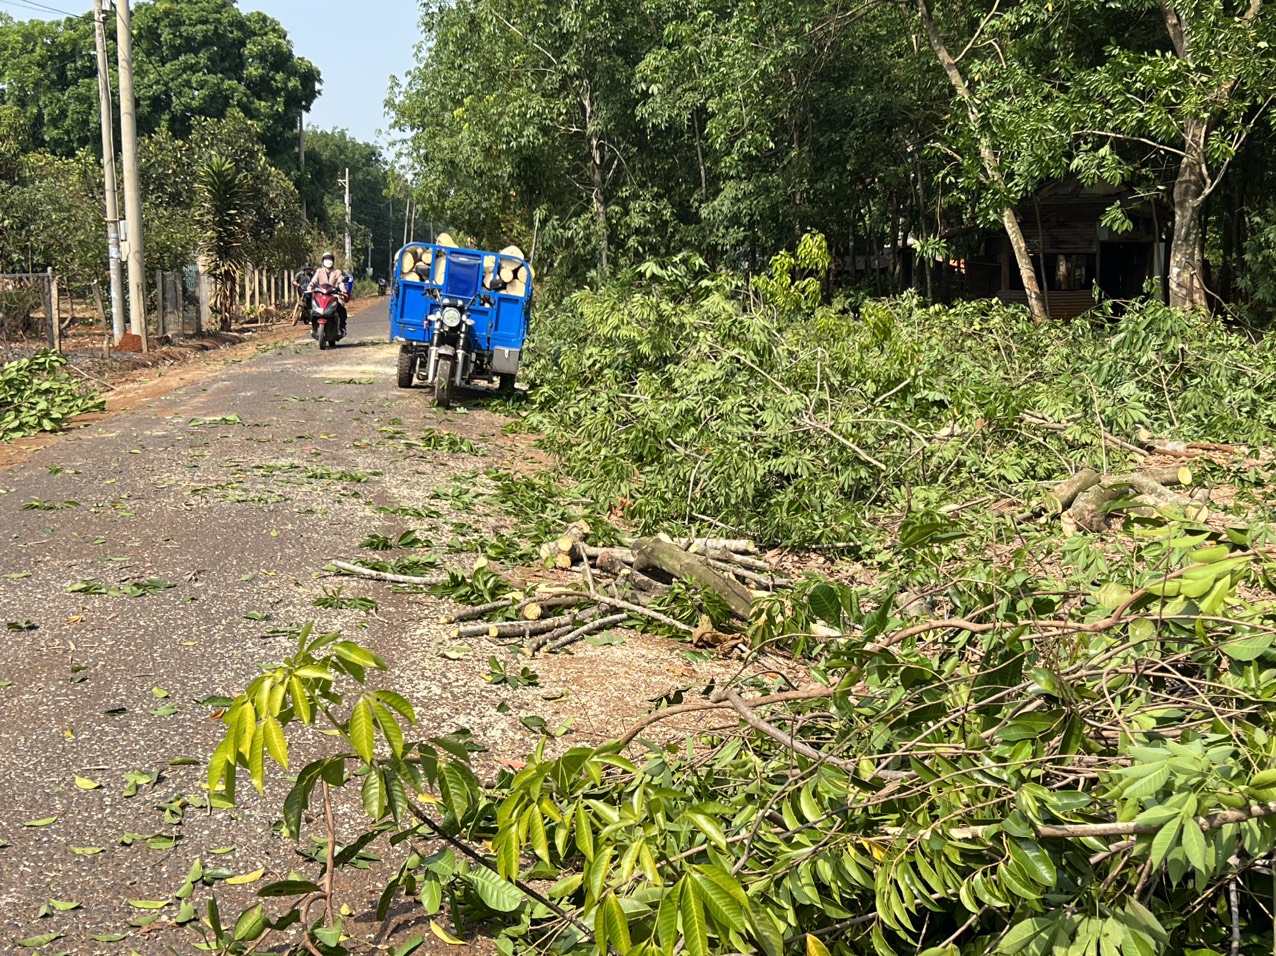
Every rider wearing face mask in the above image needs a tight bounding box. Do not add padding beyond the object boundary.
[307,253,348,335]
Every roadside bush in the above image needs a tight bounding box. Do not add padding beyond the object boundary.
[0,350,102,441]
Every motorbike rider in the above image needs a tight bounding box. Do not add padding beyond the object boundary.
[306,253,348,336]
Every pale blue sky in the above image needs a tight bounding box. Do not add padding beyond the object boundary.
[240,0,422,146]
[2,0,423,147]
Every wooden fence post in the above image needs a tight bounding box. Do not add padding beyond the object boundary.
[154,268,164,337]
[196,259,210,334]
[47,267,61,352]
[91,280,106,325]
[175,270,185,335]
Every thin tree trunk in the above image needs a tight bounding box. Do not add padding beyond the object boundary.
[1168,116,1210,310]
[909,0,1047,322]
[583,81,610,275]
[692,109,708,196]
[589,129,609,274]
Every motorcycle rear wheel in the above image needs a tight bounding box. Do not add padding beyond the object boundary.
[434,355,453,409]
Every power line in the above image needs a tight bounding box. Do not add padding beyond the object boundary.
[0,0,94,21]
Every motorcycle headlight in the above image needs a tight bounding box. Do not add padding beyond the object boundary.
[442,307,463,328]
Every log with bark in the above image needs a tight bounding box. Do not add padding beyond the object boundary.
[1043,468,1100,515]
[1059,465,1196,532]
[631,536,755,621]
[1069,484,1126,533]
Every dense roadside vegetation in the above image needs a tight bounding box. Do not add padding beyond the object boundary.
[519,239,1276,547]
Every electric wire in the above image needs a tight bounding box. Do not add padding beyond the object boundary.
[0,0,94,21]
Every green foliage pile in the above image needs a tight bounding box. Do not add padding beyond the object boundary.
[0,350,102,441]
[522,239,1276,546]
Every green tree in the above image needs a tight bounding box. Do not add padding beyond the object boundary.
[195,154,254,329]
[298,128,395,276]
[1069,0,1276,311]
[390,0,653,278]
[0,2,318,171]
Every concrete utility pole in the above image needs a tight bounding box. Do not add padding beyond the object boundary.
[115,0,148,350]
[298,115,307,222]
[91,0,125,344]
[340,168,352,266]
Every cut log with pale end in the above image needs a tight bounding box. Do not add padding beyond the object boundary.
[1140,464,1193,487]
[632,536,754,620]
[523,602,542,621]
[1069,485,1124,533]
[1044,468,1100,515]
[553,553,573,570]
[556,520,591,554]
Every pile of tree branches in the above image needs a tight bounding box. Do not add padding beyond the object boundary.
[0,349,102,441]
[520,253,1276,549]
[336,526,786,655]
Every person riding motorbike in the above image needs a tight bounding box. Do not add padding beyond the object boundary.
[306,254,348,336]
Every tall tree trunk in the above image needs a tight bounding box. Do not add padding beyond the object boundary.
[579,74,610,276]
[588,127,609,275]
[909,0,1047,322]
[1168,116,1209,310]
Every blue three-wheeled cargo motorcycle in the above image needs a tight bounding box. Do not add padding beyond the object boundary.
[388,240,533,407]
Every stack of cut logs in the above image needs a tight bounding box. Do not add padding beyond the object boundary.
[439,527,787,654]
[1042,464,1205,533]
[484,245,531,297]
[397,236,532,297]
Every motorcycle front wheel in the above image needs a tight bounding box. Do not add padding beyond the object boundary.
[317,323,329,350]
[434,355,453,409]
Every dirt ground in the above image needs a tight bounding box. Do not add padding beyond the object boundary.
[0,298,733,954]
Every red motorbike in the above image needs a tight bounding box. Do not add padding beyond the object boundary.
[309,283,347,350]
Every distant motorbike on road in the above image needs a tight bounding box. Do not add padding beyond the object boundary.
[309,283,347,350]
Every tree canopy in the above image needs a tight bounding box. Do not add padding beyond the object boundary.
[0,1,319,171]
[388,0,1276,317]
